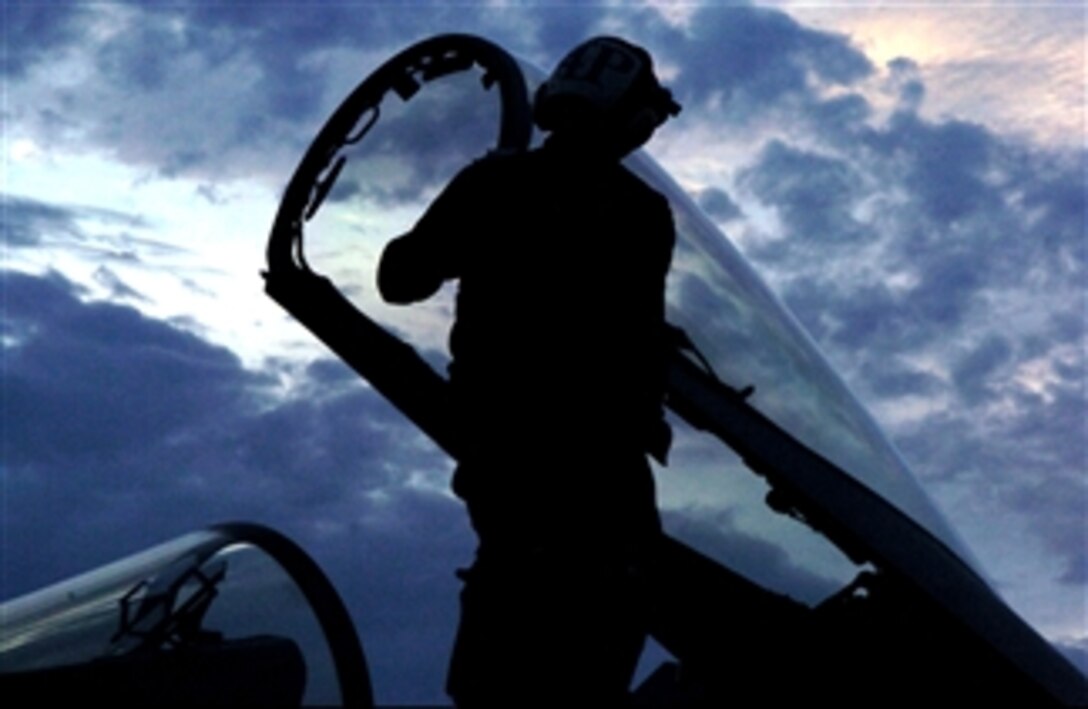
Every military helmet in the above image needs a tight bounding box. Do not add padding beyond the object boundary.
[533,36,681,142]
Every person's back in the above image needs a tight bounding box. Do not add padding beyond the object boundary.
[423,143,672,537]
[377,36,681,706]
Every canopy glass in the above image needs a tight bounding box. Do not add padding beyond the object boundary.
[296,51,979,601]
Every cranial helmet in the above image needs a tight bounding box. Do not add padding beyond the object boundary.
[533,37,681,149]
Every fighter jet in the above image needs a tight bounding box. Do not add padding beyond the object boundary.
[262,34,1087,706]
[2,34,1084,707]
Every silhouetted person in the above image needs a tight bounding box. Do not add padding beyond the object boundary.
[378,36,680,706]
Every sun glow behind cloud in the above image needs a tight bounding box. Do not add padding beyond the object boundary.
[5,146,303,367]
[785,2,1085,145]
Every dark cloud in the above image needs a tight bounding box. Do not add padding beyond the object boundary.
[305,357,360,386]
[1016,150,1087,281]
[697,187,743,223]
[94,15,191,91]
[107,3,397,120]
[999,377,1088,588]
[857,357,943,400]
[806,92,874,142]
[881,112,1001,224]
[1007,474,1085,588]
[2,269,263,467]
[2,4,92,77]
[736,60,1080,337]
[906,251,986,329]
[832,281,921,349]
[887,57,925,111]
[780,278,917,354]
[662,6,872,115]
[0,269,448,592]
[951,334,1013,406]
[524,4,607,60]
[890,357,1086,590]
[12,1,559,183]
[739,140,869,244]
[180,1,489,58]
[738,75,1083,357]
[5,2,876,187]
[1,0,682,199]
[1,194,150,258]
[2,194,83,247]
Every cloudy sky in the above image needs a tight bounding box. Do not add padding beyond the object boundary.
[2,1,1084,703]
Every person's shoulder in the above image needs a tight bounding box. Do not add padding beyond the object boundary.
[464,148,534,173]
[617,164,670,210]
[451,149,535,189]
[616,165,674,252]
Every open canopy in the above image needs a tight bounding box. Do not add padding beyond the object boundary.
[269,33,971,587]
[263,34,1084,705]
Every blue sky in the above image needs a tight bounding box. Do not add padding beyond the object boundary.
[2,2,1085,703]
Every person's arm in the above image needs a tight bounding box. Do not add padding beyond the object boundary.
[377,233,447,304]
[376,160,488,304]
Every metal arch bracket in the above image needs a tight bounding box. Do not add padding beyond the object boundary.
[266,33,532,277]
[264,35,532,457]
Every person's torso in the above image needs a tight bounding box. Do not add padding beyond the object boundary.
[447,148,672,432]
